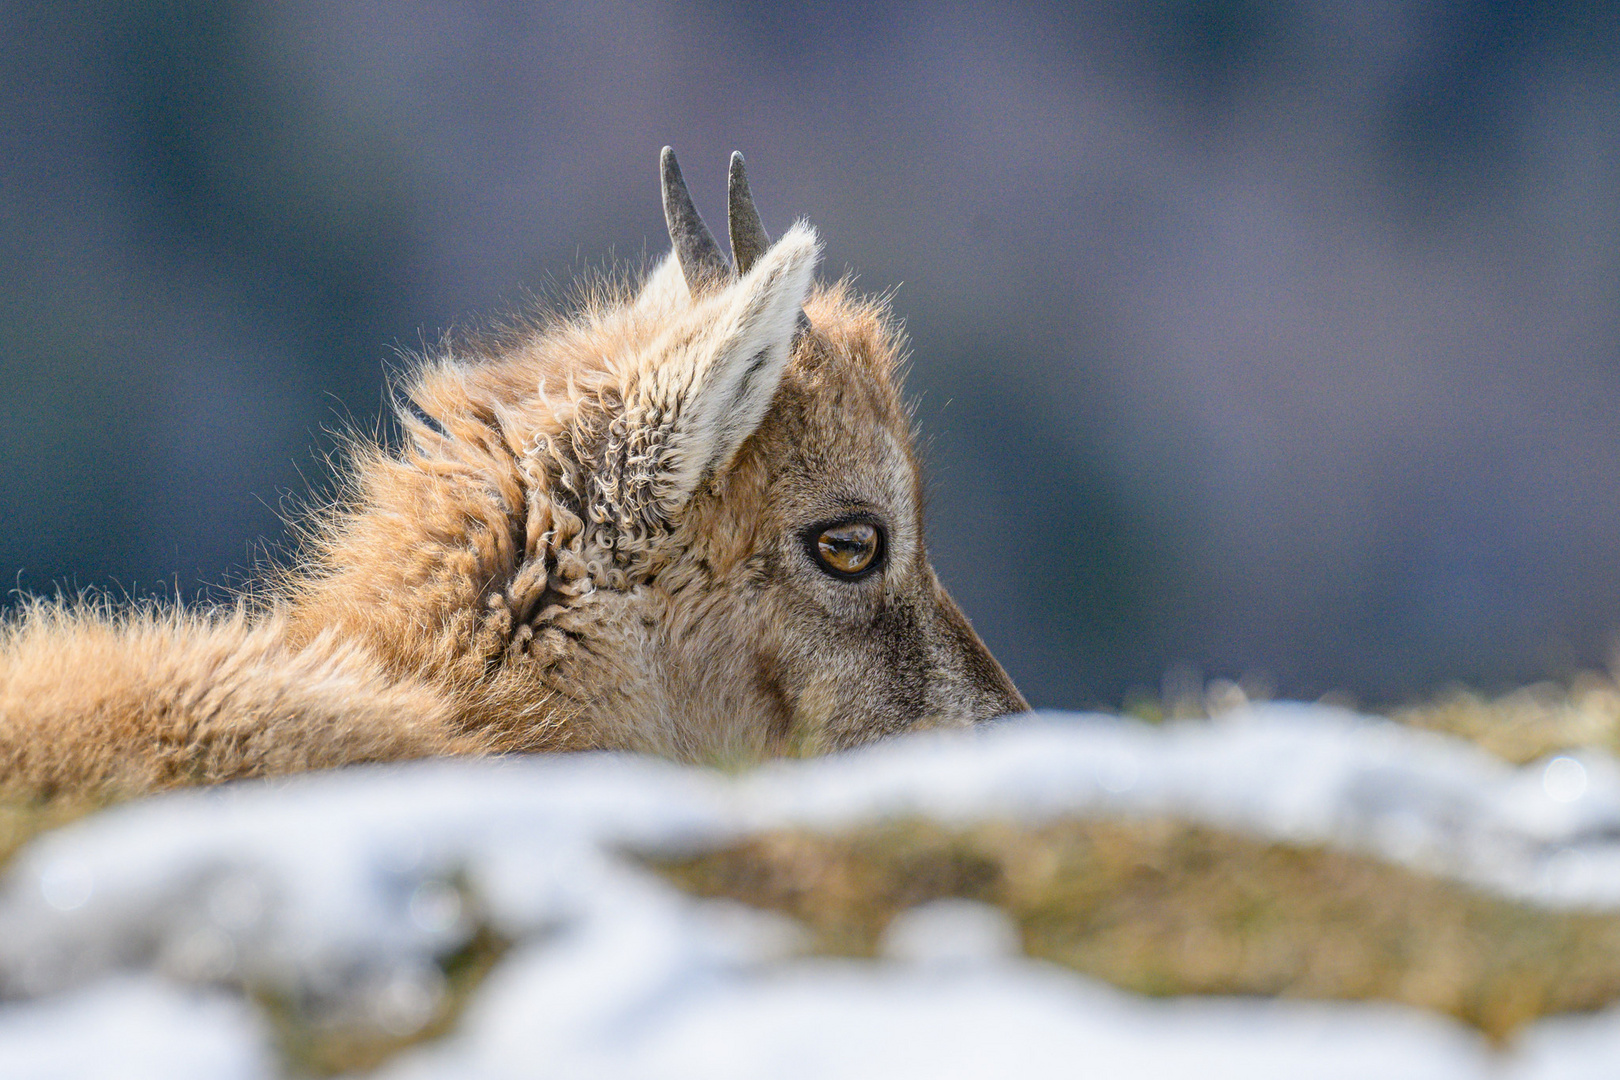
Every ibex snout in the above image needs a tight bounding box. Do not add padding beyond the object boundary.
[923,576,1029,728]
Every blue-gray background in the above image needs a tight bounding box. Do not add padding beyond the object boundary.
[3,1,1617,709]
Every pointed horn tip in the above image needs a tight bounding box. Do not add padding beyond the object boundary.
[659,145,728,290]
[727,149,771,276]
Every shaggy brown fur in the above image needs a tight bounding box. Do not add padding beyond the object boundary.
[1,159,1025,800]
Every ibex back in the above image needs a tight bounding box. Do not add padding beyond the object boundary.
[0,149,1026,800]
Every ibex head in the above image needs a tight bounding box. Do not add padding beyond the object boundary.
[0,149,1029,804]
[298,149,1027,761]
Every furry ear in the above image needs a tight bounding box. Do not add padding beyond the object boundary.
[633,251,690,317]
[640,222,819,518]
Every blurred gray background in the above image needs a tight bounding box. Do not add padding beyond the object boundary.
[3,0,1617,709]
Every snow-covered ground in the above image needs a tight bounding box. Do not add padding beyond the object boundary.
[7,703,1620,1078]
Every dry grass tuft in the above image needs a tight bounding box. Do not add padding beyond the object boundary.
[1120,666,1620,766]
[1392,676,1620,764]
[652,816,1620,1043]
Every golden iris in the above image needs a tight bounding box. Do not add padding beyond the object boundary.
[814,522,880,576]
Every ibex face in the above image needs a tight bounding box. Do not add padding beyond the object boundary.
[648,280,1028,757]
[291,150,1025,764]
[521,151,1026,758]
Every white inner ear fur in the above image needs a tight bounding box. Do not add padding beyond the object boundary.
[646,222,820,517]
[632,253,689,317]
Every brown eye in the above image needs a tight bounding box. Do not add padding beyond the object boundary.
[812,521,882,578]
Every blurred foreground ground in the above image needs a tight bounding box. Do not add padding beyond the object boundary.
[11,701,1620,1077]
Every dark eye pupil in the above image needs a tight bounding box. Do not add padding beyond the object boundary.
[815,523,879,575]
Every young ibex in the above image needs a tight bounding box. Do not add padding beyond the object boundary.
[0,149,1026,800]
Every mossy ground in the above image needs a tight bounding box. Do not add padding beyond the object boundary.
[255,922,510,1078]
[651,815,1620,1044]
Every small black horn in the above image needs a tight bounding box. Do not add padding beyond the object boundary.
[727,151,771,275]
[660,146,728,292]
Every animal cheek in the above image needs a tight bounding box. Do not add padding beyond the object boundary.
[799,613,930,747]
[741,549,779,590]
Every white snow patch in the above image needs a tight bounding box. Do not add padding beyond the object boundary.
[879,899,1022,967]
[384,955,1495,1080]
[0,977,273,1080]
